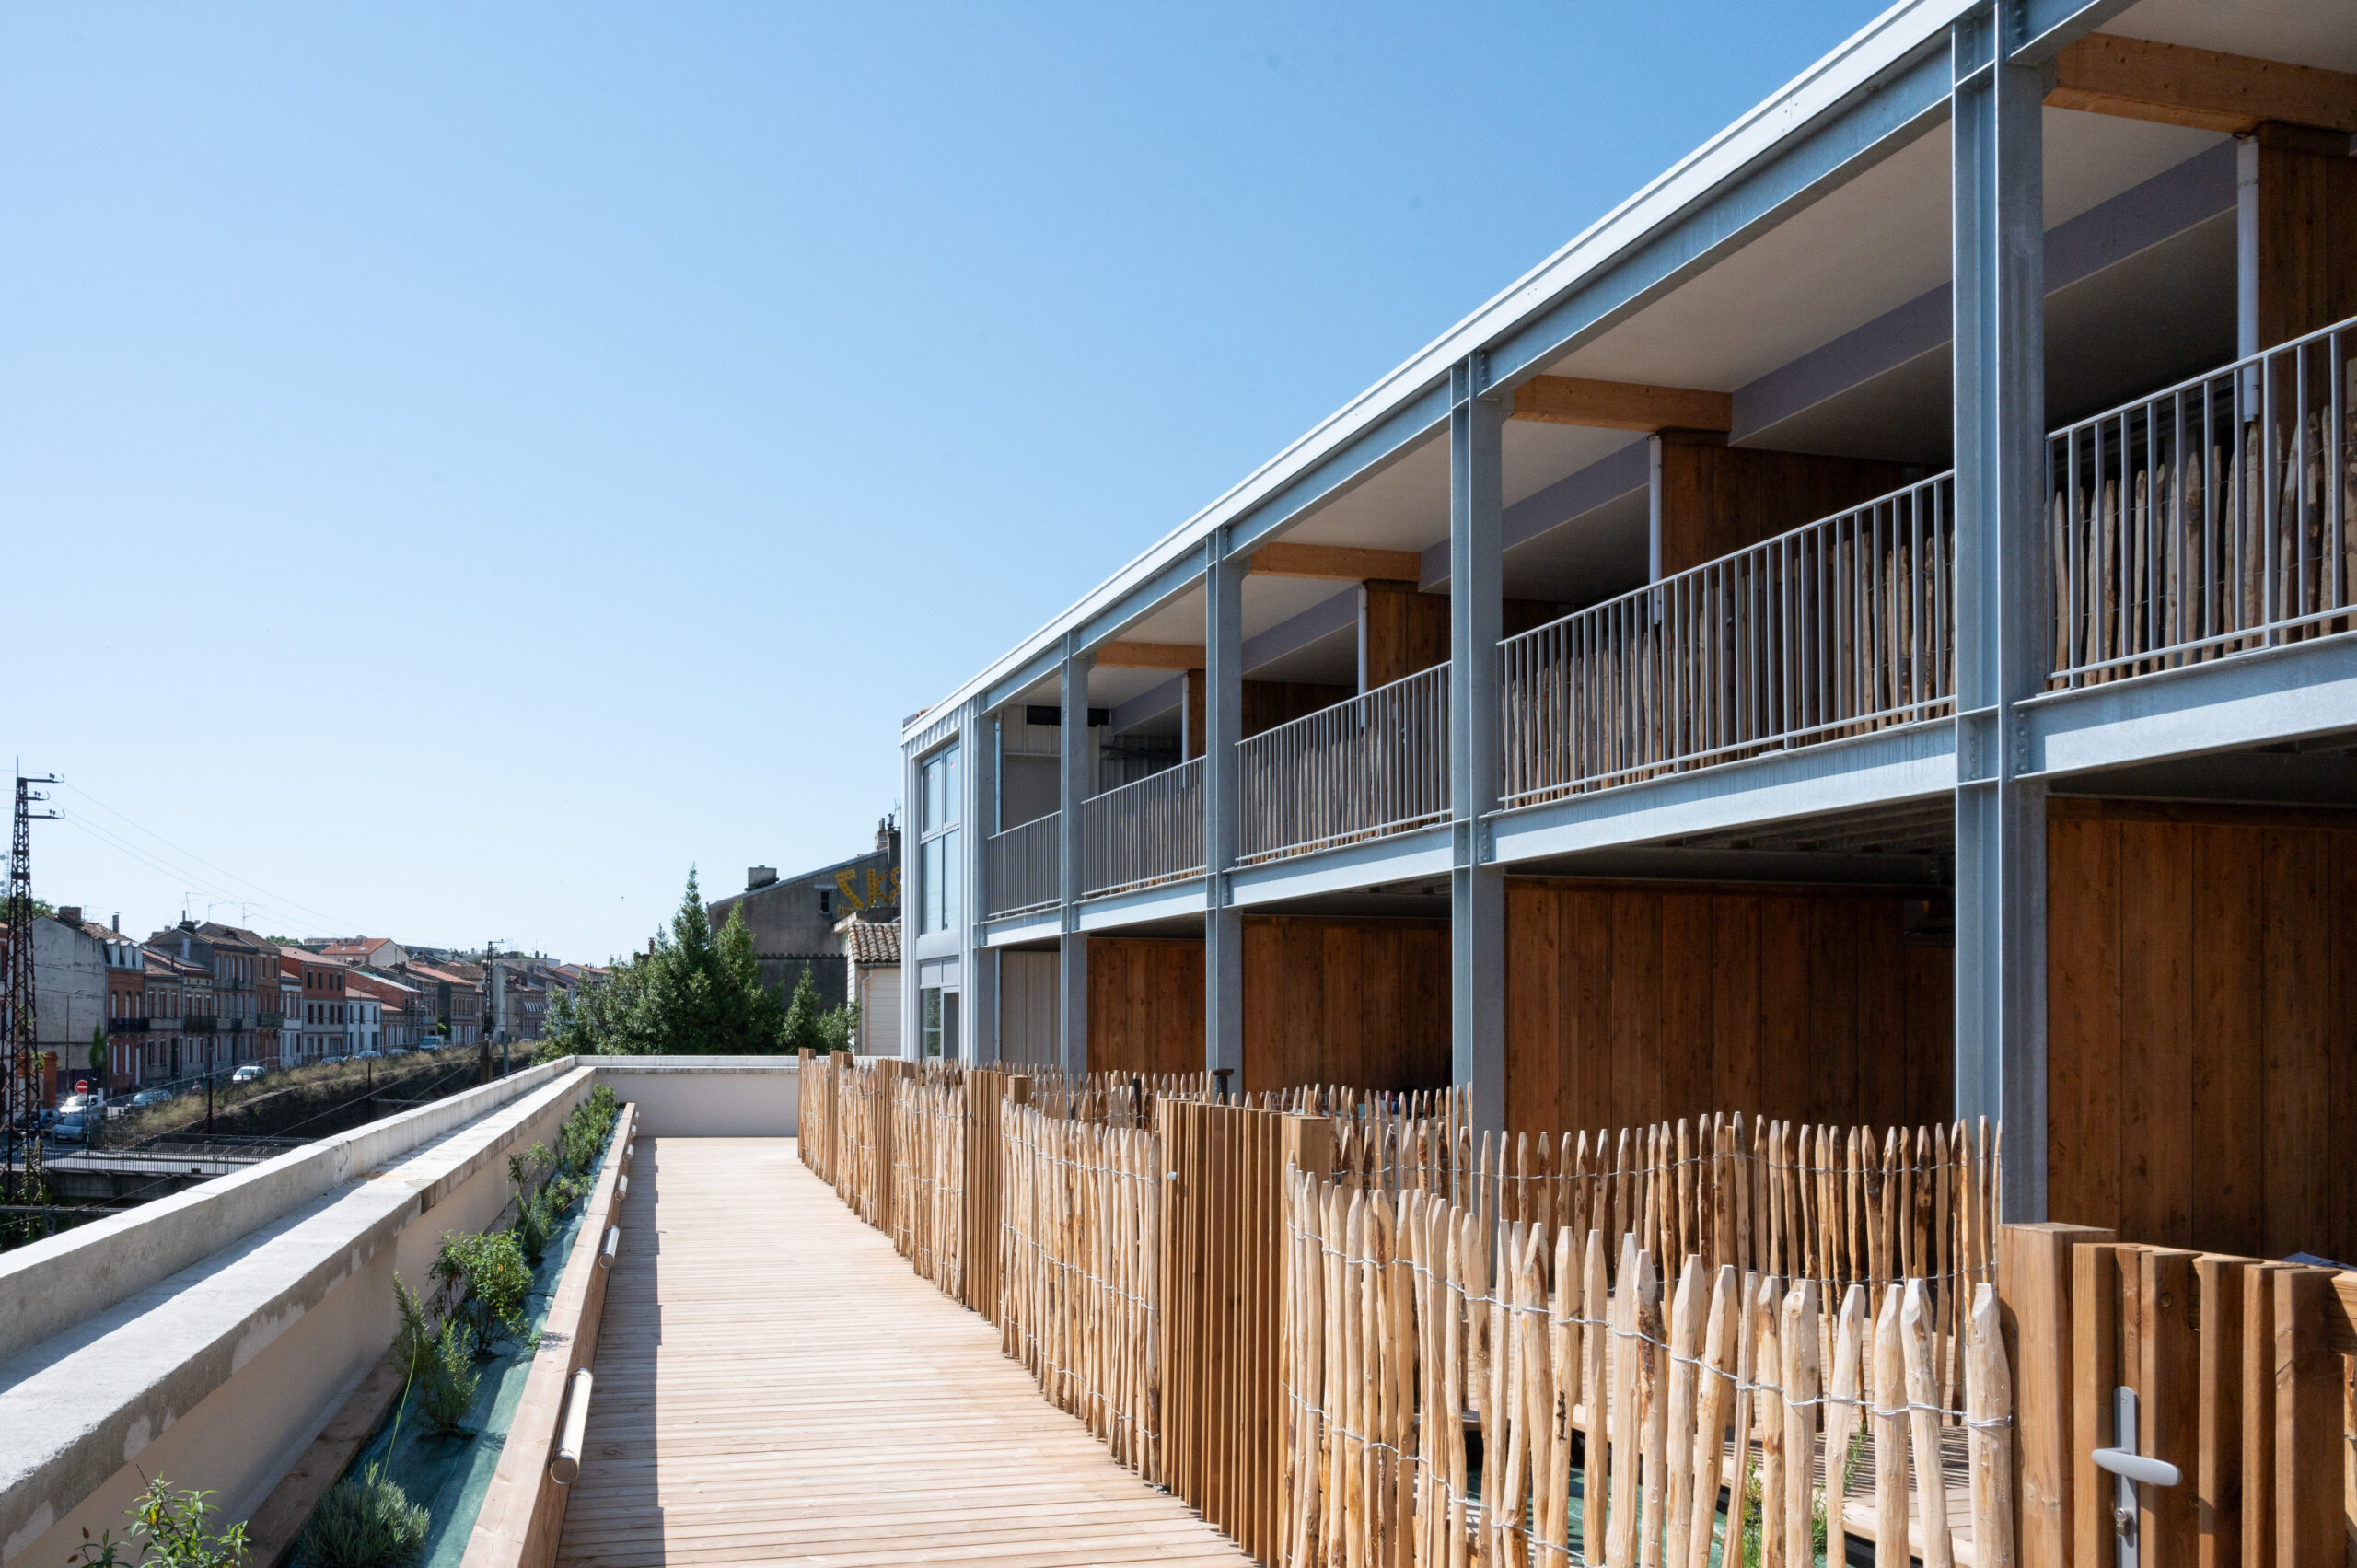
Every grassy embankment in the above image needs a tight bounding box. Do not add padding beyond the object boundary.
[102,1044,487,1148]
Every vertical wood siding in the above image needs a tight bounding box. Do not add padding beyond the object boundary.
[2046,797,2357,1260]
[1504,877,1953,1135]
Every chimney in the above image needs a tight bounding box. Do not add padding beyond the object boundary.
[747,866,777,891]
[877,817,894,854]
[57,906,82,929]
[111,913,120,933]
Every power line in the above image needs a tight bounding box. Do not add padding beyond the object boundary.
[54,815,329,938]
[52,779,365,934]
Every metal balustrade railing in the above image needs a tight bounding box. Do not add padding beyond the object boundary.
[983,812,1061,918]
[1237,665,1448,865]
[1500,472,1956,807]
[1080,756,1204,897]
[2047,314,2355,688]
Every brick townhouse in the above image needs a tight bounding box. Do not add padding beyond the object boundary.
[279,945,350,1062]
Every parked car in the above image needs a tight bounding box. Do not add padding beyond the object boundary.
[51,1109,94,1144]
[385,1045,415,1059]
[352,1049,384,1062]
[231,1063,266,1084]
[127,1087,175,1109]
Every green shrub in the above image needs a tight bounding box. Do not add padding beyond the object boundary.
[295,1466,428,1568]
[68,1476,250,1567]
[432,1231,531,1346]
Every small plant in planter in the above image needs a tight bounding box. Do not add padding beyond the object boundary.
[294,1465,428,1568]
[68,1476,250,1567]
[432,1230,532,1351]
[392,1282,481,1437]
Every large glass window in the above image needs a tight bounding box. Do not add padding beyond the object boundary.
[918,743,961,934]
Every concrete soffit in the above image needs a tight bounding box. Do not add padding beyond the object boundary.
[902,0,2130,745]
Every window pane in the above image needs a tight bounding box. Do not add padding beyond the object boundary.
[941,830,961,929]
[943,744,960,826]
[922,836,944,932]
[923,754,946,831]
[921,988,942,1057]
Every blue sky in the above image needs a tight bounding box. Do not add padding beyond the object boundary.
[4,2,1881,961]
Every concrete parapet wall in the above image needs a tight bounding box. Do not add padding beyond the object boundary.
[0,1064,596,1566]
[586,1055,798,1137]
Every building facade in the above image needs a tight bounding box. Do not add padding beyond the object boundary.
[899,0,2357,1265]
[706,820,901,1016]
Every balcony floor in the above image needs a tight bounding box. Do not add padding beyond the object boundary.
[553,1136,1251,1567]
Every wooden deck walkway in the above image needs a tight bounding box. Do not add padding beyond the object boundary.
[552,1137,1253,1568]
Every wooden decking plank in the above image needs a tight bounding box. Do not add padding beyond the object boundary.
[553,1137,1250,1568]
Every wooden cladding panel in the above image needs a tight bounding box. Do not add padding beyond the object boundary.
[1086,937,1205,1077]
[2254,134,2357,349]
[1359,579,1447,691]
[1240,679,1352,738]
[1504,877,1952,1135]
[1188,672,1356,753]
[1239,915,1449,1094]
[2046,799,2357,1261]
[1651,436,1925,578]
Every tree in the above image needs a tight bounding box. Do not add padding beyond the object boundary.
[546,870,786,1056]
[780,966,823,1055]
[88,1022,107,1081]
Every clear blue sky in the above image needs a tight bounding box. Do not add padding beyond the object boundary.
[4,2,1881,962]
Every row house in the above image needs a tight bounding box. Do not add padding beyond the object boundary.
[905,0,2357,1266]
[133,947,215,1086]
[401,961,483,1044]
[148,921,278,1068]
[346,970,428,1051]
[281,946,351,1063]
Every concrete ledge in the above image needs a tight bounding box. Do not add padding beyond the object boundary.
[0,1067,593,1564]
[0,1057,579,1368]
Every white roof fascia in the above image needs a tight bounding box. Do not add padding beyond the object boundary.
[903,0,2017,747]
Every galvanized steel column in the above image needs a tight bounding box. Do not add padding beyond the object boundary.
[900,740,923,1060]
[1057,636,1093,1074]
[1448,354,1506,1133]
[961,700,997,1065]
[1951,7,2048,1222]
[1204,531,1245,1080]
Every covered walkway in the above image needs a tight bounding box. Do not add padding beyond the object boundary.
[553,1136,1251,1567]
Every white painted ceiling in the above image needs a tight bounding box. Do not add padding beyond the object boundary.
[2114,0,2357,72]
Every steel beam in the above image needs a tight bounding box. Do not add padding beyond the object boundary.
[1950,6,2049,1223]
[1448,356,1506,1133]
[1203,534,1245,1077]
[1057,639,1093,1074]
[2023,634,2357,777]
[1489,719,1958,865]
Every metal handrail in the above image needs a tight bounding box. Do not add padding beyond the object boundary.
[2047,312,2355,687]
[1237,665,1449,865]
[1500,470,1957,807]
[1081,756,1205,897]
[983,812,1061,918]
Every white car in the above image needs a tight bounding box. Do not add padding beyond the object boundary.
[231,1063,266,1084]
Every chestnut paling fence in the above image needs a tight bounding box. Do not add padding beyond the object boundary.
[794,1054,2078,1566]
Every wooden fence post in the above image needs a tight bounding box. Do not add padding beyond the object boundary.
[2137,1248,2200,1565]
[1998,1222,2112,1568]
[2272,1266,2338,1568]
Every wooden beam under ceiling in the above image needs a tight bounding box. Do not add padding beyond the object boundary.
[1092,640,1205,670]
[2049,33,2357,135]
[1248,542,1423,582]
[1508,375,1733,434]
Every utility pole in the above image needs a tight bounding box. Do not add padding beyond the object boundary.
[5,771,60,1206]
